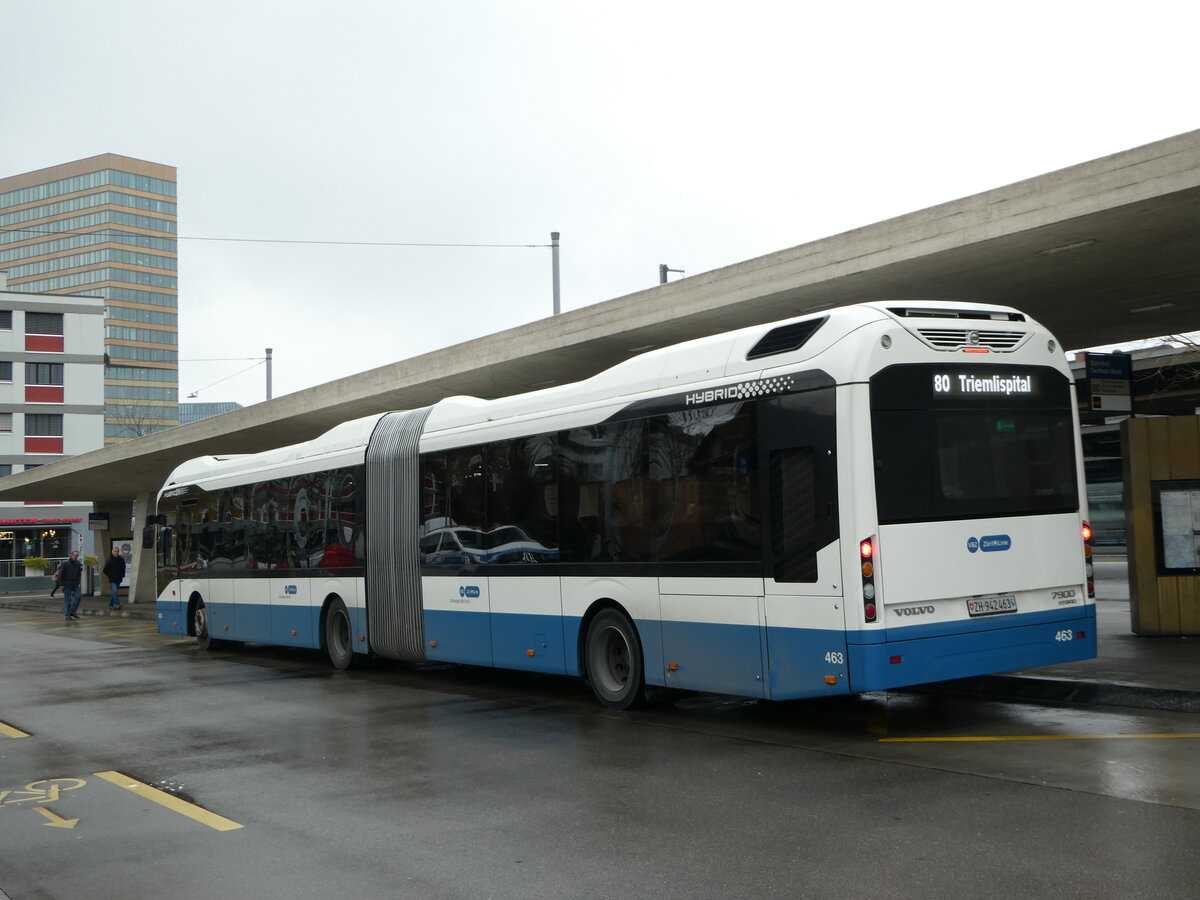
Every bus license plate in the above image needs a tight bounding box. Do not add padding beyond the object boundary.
[966,595,1017,617]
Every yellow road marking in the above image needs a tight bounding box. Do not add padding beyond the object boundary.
[35,806,78,829]
[0,722,30,739]
[98,626,156,636]
[881,733,1200,743]
[93,771,243,831]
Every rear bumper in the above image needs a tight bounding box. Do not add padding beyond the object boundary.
[847,606,1097,692]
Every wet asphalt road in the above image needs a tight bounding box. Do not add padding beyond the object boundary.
[0,607,1198,900]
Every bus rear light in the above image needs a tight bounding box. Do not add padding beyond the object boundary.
[861,535,878,621]
[962,347,990,353]
[1082,519,1095,598]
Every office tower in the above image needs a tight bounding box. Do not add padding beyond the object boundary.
[0,155,178,444]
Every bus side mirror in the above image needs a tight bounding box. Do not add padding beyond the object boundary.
[142,526,156,549]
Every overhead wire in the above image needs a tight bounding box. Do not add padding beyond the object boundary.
[184,359,266,398]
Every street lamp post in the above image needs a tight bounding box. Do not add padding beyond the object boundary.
[659,264,684,284]
[551,231,561,315]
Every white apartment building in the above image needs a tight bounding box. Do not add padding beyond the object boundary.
[0,270,105,570]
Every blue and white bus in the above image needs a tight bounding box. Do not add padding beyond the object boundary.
[154,300,1096,708]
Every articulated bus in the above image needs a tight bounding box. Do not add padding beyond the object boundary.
[153,300,1096,708]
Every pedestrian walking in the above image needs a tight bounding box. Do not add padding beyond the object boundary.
[102,546,126,611]
[59,551,84,619]
[49,560,64,598]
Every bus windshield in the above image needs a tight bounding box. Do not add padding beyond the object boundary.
[871,364,1079,524]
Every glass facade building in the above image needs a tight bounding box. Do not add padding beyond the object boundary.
[0,155,178,443]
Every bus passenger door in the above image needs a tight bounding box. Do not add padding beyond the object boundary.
[659,578,766,698]
[759,387,849,699]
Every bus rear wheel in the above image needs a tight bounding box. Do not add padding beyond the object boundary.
[585,608,647,709]
[193,597,214,651]
[324,598,355,670]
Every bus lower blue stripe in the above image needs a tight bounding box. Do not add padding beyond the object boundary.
[849,607,1097,691]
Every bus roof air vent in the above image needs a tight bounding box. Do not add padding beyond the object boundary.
[915,328,1028,351]
[746,316,827,360]
[886,306,1026,323]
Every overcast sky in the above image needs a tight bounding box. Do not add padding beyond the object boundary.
[2,1,1197,407]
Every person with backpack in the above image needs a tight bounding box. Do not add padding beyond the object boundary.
[103,546,127,611]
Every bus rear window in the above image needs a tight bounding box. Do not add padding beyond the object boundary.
[871,364,1078,524]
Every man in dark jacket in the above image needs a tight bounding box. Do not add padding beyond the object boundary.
[60,550,84,619]
[103,546,127,611]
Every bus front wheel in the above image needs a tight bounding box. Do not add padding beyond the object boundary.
[585,608,647,710]
[324,598,355,670]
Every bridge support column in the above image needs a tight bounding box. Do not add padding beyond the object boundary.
[129,490,158,607]
[90,500,134,598]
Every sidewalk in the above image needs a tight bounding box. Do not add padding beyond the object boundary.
[0,590,155,621]
[0,580,1196,713]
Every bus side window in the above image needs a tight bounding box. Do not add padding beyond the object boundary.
[769,447,817,582]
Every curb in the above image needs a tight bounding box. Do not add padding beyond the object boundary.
[921,673,1200,714]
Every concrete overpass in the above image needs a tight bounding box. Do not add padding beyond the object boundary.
[4,129,1200,601]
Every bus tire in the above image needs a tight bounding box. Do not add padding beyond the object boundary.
[193,596,214,651]
[324,597,355,670]
[585,608,647,710]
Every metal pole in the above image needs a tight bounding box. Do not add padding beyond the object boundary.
[551,231,561,316]
[265,348,273,401]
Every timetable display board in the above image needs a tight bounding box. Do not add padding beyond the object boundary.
[1151,480,1200,574]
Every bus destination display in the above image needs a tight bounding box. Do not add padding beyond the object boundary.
[932,372,1034,396]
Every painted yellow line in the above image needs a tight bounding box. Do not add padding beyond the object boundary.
[0,721,31,739]
[98,626,157,636]
[93,770,243,831]
[881,733,1200,743]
